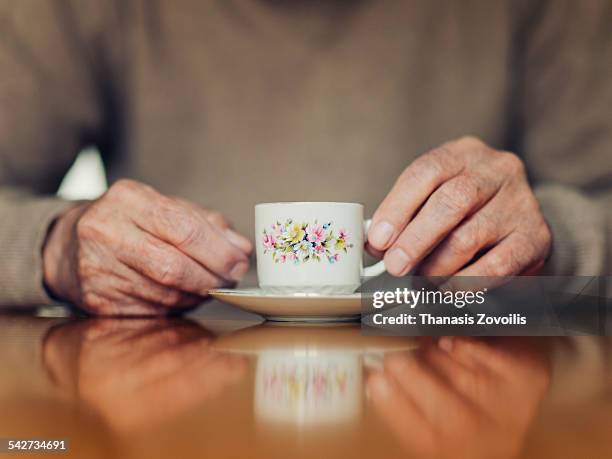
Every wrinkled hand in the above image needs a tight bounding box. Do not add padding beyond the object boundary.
[367,337,551,459]
[42,318,246,432]
[369,137,551,284]
[43,179,252,315]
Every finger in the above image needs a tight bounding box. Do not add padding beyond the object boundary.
[520,259,545,276]
[174,200,253,254]
[112,263,203,308]
[365,242,384,259]
[419,203,505,277]
[384,174,499,276]
[452,232,539,281]
[116,226,227,296]
[223,229,253,254]
[206,215,253,255]
[117,185,249,281]
[203,209,230,229]
[144,202,249,281]
[172,198,231,229]
[369,145,465,250]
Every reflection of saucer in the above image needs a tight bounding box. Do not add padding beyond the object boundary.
[212,323,417,356]
[208,288,361,322]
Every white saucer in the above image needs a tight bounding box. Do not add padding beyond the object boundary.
[208,288,362,322]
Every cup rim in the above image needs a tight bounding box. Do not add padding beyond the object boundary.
[255,201,363,208]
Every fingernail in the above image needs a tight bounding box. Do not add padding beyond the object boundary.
[229,261,248,281]
[368,373,391,400]
[369,221,395,249]
[225,229,253,253]
[438,337,454,353]
[385,248,411,275]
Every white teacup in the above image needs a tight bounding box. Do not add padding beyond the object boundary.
[255,202,386,294]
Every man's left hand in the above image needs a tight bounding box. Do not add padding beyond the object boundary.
[368,136,552,282]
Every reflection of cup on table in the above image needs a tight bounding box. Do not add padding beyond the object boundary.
[255,350,362,426]
[255,202,386,294]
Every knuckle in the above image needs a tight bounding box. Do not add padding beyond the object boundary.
[539,221,552,248]
[417,263,437,277]
[437,192,468,216]
[218,249,242,273]
[398,162,426,190]
[513,231,538,255]
[155,201,203,247]
[398,231,426,259]
[456,135,484,149]
[80,291,114,314]
[76,255,96,280]
[405,148,449,184]
[200,274,223,291]
[156,257,186,287]
[452,175,479,202]
[402,144,463,188]
[157,290,183,307]
[436,178,477,216]
[206,210,228,228]
[424,147,452,174]
[484,253,507,277]
[75,212,103,241]
[448,227,479,255]
[81,291,98,308]
[485,249,520,277]
[499,152,525,176]
[176,219,203,248]
[107,178,141,198]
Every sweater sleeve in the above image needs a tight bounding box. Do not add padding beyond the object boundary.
[517,0,612,275]
[0,1,104,306]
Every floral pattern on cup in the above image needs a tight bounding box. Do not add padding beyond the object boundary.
[262,219,354,264]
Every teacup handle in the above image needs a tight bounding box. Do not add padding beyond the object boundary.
[362,219,387,278]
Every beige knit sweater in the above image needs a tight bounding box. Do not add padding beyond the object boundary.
[0,0,611,306]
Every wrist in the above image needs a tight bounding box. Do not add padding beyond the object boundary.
[42,202,89,302]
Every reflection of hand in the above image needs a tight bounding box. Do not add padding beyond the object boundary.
[368,137,551,286]
[367,337,550,459]
[43,179,252,315]
[43,319,245,433]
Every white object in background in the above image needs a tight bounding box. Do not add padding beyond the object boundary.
[57,148,108,200]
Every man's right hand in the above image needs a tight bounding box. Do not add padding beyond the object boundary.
[42,179,253,315]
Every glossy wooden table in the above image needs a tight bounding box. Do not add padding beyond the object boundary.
[0,304,611,459]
